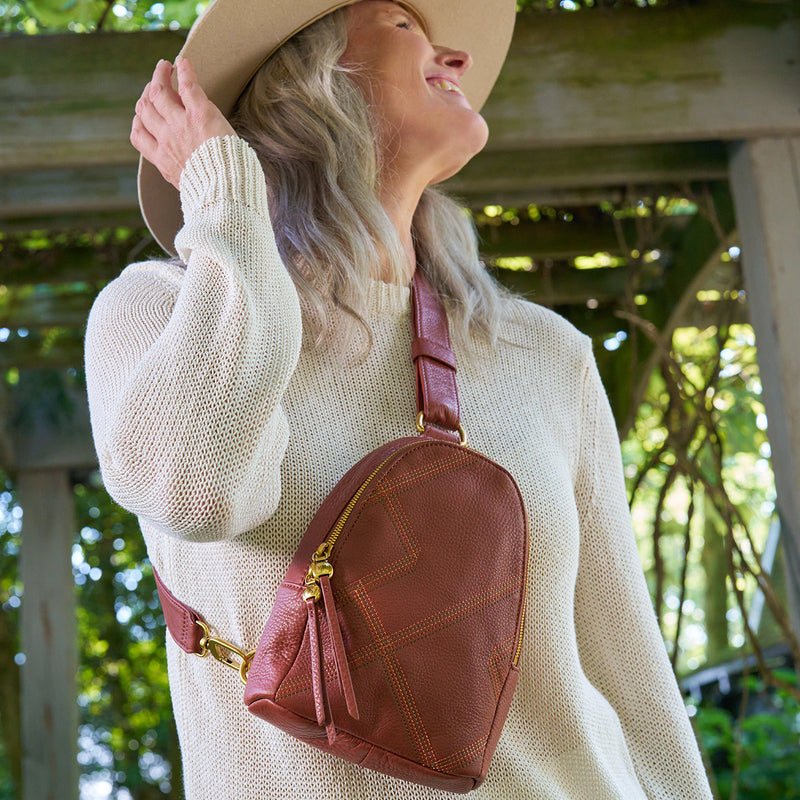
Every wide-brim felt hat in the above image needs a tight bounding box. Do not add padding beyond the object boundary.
[138,0,517,255]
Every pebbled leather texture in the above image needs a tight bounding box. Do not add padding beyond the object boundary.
[243,437,528,793]
[320,574,359,721]
[153,566,205,655]
[411,272,461,437]
[154,273,529,793]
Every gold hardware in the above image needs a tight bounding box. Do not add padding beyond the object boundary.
[415,412,467,446]
[310,559,333,580]
[303,545,334,603]
[302,582,321,602]
[513,554,530,666]
[195,619,254,685]
[302,446,417,603]
[513,603,526,666]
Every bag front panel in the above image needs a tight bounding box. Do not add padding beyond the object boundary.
[245,439,528,790]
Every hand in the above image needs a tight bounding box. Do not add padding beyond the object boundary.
[131,57,236,189]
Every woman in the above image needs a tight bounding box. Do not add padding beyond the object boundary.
[85,1,714,797]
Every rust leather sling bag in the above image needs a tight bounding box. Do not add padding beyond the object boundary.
[153,272,529,793]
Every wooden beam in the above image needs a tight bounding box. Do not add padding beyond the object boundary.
[488,1,800,149]
[0,30,184,171]
[0,233,156,285]
[0,289,99,330]
[0,164,139,223]
[1,142,728,228]
[18,468,78,800]
[0,215,643,289]
[729,135,800,641]
[7,372,98,470]
[0,331,86,370]
[479,214,695,260]
[0,3,797,181]
[0,268,635,329]
[447,142,730,204]
[496,264,640,306]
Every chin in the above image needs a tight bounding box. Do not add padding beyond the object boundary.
[429,117,489,184]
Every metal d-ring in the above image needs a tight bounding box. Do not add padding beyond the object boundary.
[415,412,467,446]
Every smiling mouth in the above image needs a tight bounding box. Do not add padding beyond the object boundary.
[427,78,464,97]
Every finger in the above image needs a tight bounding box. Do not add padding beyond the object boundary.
[130,113,158,158]
[136,80,169,127]
[149,60,185,116]
[150,59,174,91]
[135,92,169,138]
[176,56,209,110]
[137,81,153,109]
[149,78,185,119]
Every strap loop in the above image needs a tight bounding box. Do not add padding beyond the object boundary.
[411,273,461,434]
[411,336,457,370]
[416,412,467,446]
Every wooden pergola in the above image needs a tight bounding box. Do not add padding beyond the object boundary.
[2,3,799,797]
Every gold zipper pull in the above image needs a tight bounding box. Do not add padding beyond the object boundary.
[303,544,334,602]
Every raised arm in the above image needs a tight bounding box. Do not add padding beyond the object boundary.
[572,350,713,800]
[85,60,302,542]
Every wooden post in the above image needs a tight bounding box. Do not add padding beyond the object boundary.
[18,468,78,800]
[729,136,800,640]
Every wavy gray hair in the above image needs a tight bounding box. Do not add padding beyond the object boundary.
[229,9,508,354]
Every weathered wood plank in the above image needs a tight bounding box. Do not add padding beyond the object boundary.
[0,164,138,218]
[7,373,97,469]
[18,468,78,800]
[0,216,646,288]
[0,266,633,329]
[0,3,797,177]
[489,2,800,149]
[0,333,85,370]
[729,135,800,641]
[0,142,728,227]
[447,141,729,202]
[0,30,184,171]
[0,289,101,329]
[0,233,159,285]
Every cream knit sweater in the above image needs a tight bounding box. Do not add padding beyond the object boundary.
[85,136,712,800]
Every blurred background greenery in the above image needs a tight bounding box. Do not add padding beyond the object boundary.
[1,0,798,798]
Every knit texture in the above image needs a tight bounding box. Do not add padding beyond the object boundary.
[85,136,713,800]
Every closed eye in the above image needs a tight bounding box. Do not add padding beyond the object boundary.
[393,10,415,30]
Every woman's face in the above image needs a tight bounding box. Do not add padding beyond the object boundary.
[340,0,489,186]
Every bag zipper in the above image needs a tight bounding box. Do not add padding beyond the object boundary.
[302,444,414,602]
[512,583,527,666]
[301,435,527,727]
[300,444,419,735]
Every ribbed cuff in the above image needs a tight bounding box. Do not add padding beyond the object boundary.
[179,135,268,221]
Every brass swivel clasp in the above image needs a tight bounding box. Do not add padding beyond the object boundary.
[195,619,255,686]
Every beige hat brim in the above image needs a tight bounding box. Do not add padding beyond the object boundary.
[138,0,517,255]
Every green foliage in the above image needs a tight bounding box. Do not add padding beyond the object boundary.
[1,0,206,33]
[72,473,176,797]
[0,0,689,34]
[622,322,780,674]
[0,458,176,798]
[0,480,22,797]
[517,0,664,9]
[693,672,800,800]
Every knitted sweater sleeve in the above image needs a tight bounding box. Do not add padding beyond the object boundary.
[84,136,302,542]
[572,347,713,800]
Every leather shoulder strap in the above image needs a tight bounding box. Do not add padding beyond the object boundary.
[410,272,461,439]
[152,566,205,655]
[155,272,463,648]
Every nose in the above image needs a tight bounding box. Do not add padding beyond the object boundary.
[433,46,473,78]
